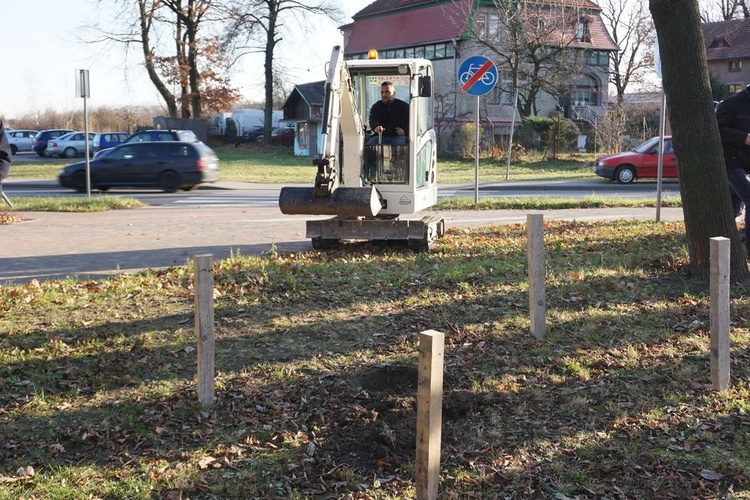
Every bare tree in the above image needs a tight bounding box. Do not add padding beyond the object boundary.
[601,0,655,107]
[91,0,239,118]
[650,0,748,279]
[699,0,749,20]
[222,0,342,141]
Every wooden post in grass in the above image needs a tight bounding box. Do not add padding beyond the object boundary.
[527,214,546,339]
[710,237,730,391]
[416,330,444,500]
[194,254,215,406]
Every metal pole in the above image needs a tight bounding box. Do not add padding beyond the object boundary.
[656,87,666,222]
[505,88,519,181]
[474,95,479,206]
[84,94,91,198]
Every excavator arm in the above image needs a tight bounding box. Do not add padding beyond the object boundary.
[279,45,382,217]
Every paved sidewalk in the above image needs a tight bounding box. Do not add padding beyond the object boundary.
[0,204,684,285]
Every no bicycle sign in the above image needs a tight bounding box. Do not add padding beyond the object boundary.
[457,56,498,96]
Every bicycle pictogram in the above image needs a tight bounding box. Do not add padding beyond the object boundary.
[457,56,498,96]
[458,63,497,86]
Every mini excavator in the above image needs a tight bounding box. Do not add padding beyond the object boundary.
[278,45,444,250]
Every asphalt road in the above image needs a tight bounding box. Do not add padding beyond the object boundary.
[3,176,681,208]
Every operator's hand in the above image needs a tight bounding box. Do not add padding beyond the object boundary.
[374,126,384,134]
[745,133,750,146]
[395,127,405,136]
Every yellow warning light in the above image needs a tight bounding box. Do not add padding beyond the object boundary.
[367,49,379,60]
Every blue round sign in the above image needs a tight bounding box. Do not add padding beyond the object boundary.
[457,56,498,96]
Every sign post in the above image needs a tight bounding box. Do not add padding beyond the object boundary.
[458,56,498,206]
[654,37,665,222]
[75,69,91,198]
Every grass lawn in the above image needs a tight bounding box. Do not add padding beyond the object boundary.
[8,144,600,184]
[1,219,748,498]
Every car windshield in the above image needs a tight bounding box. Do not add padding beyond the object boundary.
[633,137,661,153]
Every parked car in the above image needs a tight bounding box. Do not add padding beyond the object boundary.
[33,129,75,157]
[593,136,677,184]
[6,129,39,154]
[242,126,265,142]
[46,132,96,158]
[256,127,295,145]
[93,132,129,153]
[58,141,219,193]
[123,129,200,144]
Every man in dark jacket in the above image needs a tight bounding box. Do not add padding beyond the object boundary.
[716,85,750,252]
[0,119,10,184]
[367,81,409,145]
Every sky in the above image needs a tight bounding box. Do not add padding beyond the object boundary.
[0,0,373,120]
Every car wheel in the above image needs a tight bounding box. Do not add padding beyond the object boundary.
[10,144,17,155]
[615,165,636,184]
[72,172,87,193]
[63,147,77,158]
[40,147,52,157]
[158,170,182,193]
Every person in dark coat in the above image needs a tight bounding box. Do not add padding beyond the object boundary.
[0,119,11,185]
[716,85,750,252]
[367,81,409,145]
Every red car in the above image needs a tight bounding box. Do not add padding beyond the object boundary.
[594,136,677,184]
[256,127,295,145]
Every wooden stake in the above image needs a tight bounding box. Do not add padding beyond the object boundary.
[194,254,215,406]
[527,214,546,339]
[710,237,730,391]
[415,330,444,500]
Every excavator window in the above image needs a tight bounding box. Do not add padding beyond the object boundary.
[363,144,409,185]
[358,73,412,185]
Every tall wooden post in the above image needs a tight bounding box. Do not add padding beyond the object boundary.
[416,330,444,500]
[194,254,215,406]
[527,214,546,339]
[710,237,730,391]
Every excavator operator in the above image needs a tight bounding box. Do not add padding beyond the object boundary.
[367,81,409,145]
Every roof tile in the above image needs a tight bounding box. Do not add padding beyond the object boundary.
[703,18,750,60]
[346,0,471,53]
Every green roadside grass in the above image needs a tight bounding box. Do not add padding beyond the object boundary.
[7,196,145,212]
[434,194,682,210]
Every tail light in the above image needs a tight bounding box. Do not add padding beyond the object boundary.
[50,142,58,148]
[197,158,206,171]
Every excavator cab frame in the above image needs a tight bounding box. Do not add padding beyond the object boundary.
[278,46,444,250]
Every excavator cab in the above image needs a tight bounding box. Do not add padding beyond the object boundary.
[278,46,443,250]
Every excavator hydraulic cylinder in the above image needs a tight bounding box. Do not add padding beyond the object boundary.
[278,186,383,217]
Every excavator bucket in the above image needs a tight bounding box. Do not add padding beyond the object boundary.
[278,186,382,217]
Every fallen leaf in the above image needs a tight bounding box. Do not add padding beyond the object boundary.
[700,469,724,481]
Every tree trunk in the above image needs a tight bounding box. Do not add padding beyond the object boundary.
[138,0,178,117]
[263,0,279,142]
[650,0,748,280]
[186,0,202,118]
